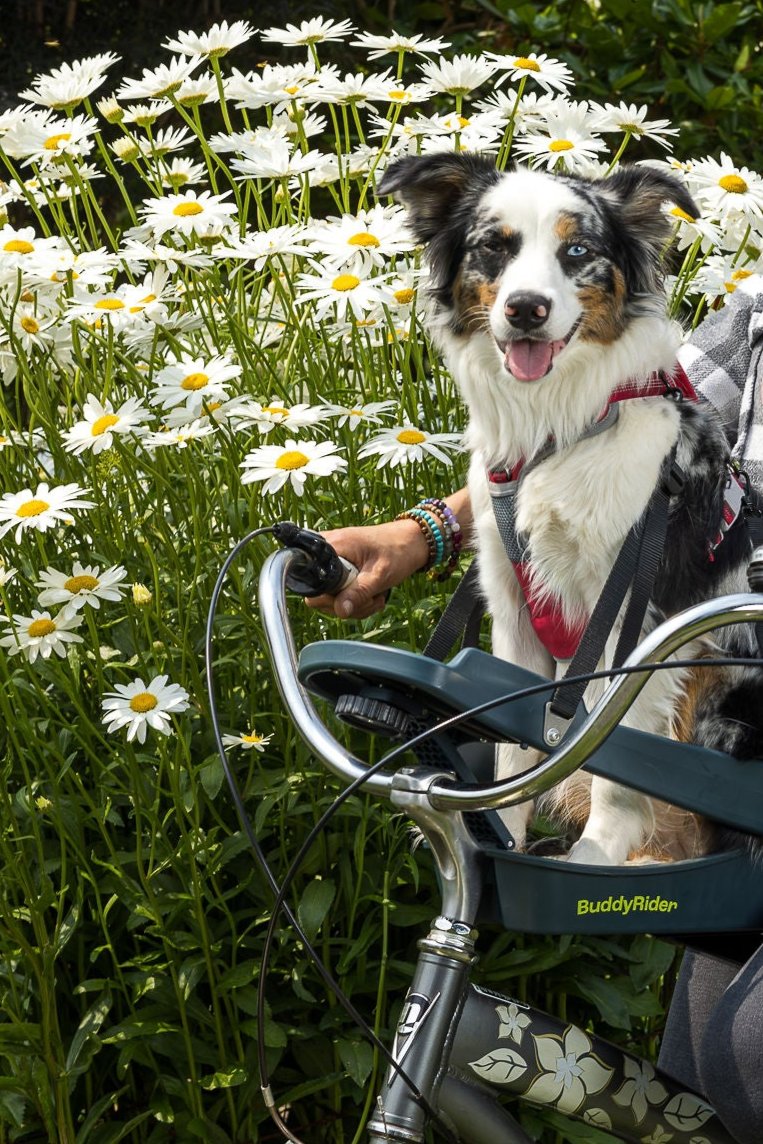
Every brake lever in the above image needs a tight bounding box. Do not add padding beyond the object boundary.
[273,521,359,598]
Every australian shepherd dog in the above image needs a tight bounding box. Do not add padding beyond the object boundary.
[379,153,763,865]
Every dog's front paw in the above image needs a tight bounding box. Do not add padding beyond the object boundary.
[565,837,626,866]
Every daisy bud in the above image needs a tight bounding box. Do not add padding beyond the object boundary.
[132,583,152,606]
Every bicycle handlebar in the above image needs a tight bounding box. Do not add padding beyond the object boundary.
[260,545,763,810]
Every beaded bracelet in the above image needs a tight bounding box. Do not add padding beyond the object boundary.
[397,498,462,580]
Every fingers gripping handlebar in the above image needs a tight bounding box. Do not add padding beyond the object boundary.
[261,543,763,812]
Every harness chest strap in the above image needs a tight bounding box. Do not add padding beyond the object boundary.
[486,365,748,661]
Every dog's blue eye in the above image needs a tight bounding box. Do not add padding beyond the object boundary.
[567,244,588,258]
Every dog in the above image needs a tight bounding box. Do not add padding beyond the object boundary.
[379,153,763,865]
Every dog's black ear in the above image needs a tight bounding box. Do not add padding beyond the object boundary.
[378,153,501,245]
[601,165,699,248]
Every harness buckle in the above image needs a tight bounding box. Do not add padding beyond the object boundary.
[663,461,685,497]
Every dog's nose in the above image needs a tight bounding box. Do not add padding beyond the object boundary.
[504,292,552,331]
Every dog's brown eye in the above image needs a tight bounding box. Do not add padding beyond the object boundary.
[481,236,505,253]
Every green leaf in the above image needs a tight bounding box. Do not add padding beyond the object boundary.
[337,1037,374,1088]
[66,991,112,1077]
[297,878,335,942]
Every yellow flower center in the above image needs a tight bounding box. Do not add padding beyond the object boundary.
[181,371,210,391]
[173,201,204,217]
[732,269,753,280]
[44,132,72,151]
[28,618,56,637]
[21,316,39,334]
[549,139,574,153]
[241,732,265,744]
[670,206,696,223]
[718,174,748,194]
[394,287,415,304]
[263,404,288,418]
[91,413,120,436]
[16,498,50,518]
[129,692,158,713]
[349,408,364,417]
[64,574,99,593]
[332,273,361,292]
[457,115,470,128]
[514,57,541,72]
[95,298,126,310]
[285,84,300,95]
[397,429,426,445]
[388,89,408,101]
[4,239,34,254]
[275,449,309,470]
[348,231,380,248]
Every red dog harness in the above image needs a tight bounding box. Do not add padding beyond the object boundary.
[487,365,748,660]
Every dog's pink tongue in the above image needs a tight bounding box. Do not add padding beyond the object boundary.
[506,339,554,382]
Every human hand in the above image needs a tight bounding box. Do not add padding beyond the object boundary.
[306,518,429,618]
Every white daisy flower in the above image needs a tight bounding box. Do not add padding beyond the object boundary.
[0,482,94,543]
[66,275,171,328]
[101,674,191,744]
[236,397,328,435]
[240,438,347,495]
[8,307,56,352]
[121,100,173,126]
[36,561,128,611]
[419,110,505,155]
[417,54,498,97]
[313,70,394,107]
[62,394,151,455]
[351,30,450,59]
[358,426,463,468]
[174,75,220,108]
[222,730,274,751]
[223,223,308,268]
[304,204,413,270]
[230,140,324,180]
[116,57,200,102]
[0,225,61,269]
[487,52,574,94]
[136,126,194,158]
[294,265,394,322]
[0,608,84,663]
[118,238,214,274]
[159,156,208,190]
[690,253,761,302]
[17,113,99,168]
[260,17,356,46]
[149,354,241,415]
[224,62,326,113]
[20,53,120,109]
[513,103,608,171]
[138,189,237,240]
[144,421,217,449]
[589,101,679,150]
[322,399,396,430]
[689,153,763,221]
[163,20,255,59]
[373,81,435,107]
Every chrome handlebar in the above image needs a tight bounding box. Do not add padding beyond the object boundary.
[260,546,763,811]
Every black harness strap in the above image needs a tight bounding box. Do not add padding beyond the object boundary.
[422,558,484,661]
[547,450,683,734]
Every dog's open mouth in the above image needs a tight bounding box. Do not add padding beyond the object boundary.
[500,325,579,382]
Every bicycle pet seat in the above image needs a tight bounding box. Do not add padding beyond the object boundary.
[299,639,763,937]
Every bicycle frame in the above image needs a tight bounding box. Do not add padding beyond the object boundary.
[260,546,763,1143]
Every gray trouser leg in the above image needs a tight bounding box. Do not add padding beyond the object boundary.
[658,946,763,1144]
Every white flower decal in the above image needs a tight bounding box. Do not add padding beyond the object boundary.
[524,1026,613,1114]
[497,1002,531,1046]
[613,1057,669,1124]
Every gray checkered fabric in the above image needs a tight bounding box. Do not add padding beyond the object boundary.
[678,277,763,485]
